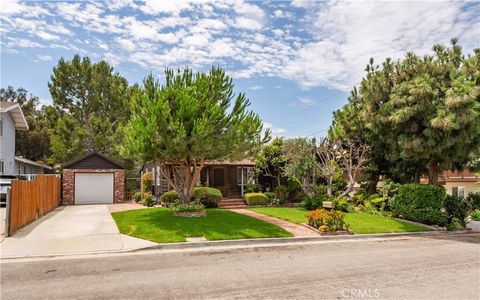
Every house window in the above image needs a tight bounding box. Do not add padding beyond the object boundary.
[0,160,4,174]
[452,186,465,198]
[237,167,255,186]
[23,166,27,174]
[18,164,22,174]
[0,119,3,137]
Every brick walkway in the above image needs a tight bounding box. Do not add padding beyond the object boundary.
[229,209,320,237]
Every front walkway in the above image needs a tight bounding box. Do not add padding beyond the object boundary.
[229,208,320,237]
[0,205,157,259]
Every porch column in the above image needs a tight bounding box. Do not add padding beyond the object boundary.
[241,166,244,196]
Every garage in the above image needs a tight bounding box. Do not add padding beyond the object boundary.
[62,152,125,205]
[75,173,114,204]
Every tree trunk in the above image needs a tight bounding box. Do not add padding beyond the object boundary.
[367,175,379,195]
[276,172,281,188]
[427,161,439,184]
[414,167,422,183]
[327,176,333,196]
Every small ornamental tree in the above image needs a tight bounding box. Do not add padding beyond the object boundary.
[255,137,286,186]
[283,138,317,197]
[121,67,268,204]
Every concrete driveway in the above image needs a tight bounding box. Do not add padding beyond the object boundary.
[0,205,157,258]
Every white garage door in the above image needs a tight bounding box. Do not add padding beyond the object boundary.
[75,173,114,204]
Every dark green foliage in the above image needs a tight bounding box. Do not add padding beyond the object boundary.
[275,185,288,202]
[444,195,470,226]
[255,137,286,186]
[264,192,276,200]
[244,193,270,206]
[133,192,142,203]
[391,184,447,225]
[301,194,331,210]
[330,41,480,184]
[287,178,302,201]
[467,192,480,210]
[48,55,130,164]
[122,67,267,203]
[159,187,222,208]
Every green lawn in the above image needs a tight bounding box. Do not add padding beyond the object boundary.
[250,207,432,234]
[111,208,293,243]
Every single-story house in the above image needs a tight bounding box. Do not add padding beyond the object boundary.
[145,159,270,198]
[62,152,125,205]
[14,156,52,176]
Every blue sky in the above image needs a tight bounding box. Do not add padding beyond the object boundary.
[1,0,479,138]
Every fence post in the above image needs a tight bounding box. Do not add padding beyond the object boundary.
[5,187,11,237]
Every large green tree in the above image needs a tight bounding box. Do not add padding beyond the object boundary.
[332,40,480,184]
[282,138,317,197]
[121,68,268,203]
[0,86,51,161]
[48,55,130,164]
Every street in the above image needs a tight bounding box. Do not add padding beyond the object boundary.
[1,233,479,299]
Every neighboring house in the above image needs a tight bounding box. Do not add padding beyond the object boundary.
[0,101,28,175]
[145,159,260,198]
[0,101,51,176]
[437,169,479,197]
[14,156,52,176]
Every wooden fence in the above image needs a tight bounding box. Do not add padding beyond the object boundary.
[7,175,61,236]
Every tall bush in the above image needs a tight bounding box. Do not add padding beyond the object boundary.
[390,184,447,225]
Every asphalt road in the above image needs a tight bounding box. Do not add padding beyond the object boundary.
[1,233,479,299]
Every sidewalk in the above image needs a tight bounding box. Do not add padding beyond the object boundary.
[0,205,157,259]
[229,208,320,237]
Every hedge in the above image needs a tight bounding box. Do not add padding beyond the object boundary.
[159,187,222,208]
[244,192,270,206]
[390,184,447,225]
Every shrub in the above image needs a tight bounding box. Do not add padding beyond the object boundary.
[141,193,156,207]
[390,184,447,225]
[245,183,261,193]
[467,192,480,210]
[159,190,179,204]
[133,191,142,203]
[370,197,390,211]
[264,192,276,200]
[244,192,269,206]
[170,200,205,213]
[381,182,401,197]
[142,172,153,194]
[301,194,331,210]
[446,218,463,231]
[275,185,288,202]
[334,198,352,212]
[193,187,222,208]
[159,187,222,208]
[287,179,302,200]
[352,193,365,206]
[470,209,480,221]
[444,195,470,226]
[305,209,347,231]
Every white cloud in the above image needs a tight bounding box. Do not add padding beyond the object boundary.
[290,96,317,109]
[35,54,52,61]
[235,17,263,30]
[140,0,193,15]
[263,122,286,136]
[249,85,264,90]
[36,31,59,41]
[282,1,479,90]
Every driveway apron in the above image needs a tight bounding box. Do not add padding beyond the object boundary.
[0,205,156,258]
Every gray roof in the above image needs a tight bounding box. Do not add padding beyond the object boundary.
[15,156,52,169]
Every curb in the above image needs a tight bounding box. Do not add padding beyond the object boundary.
[1,230,474,261]
[133,229,473,252]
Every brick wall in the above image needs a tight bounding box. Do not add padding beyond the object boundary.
[62,168,125,205]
